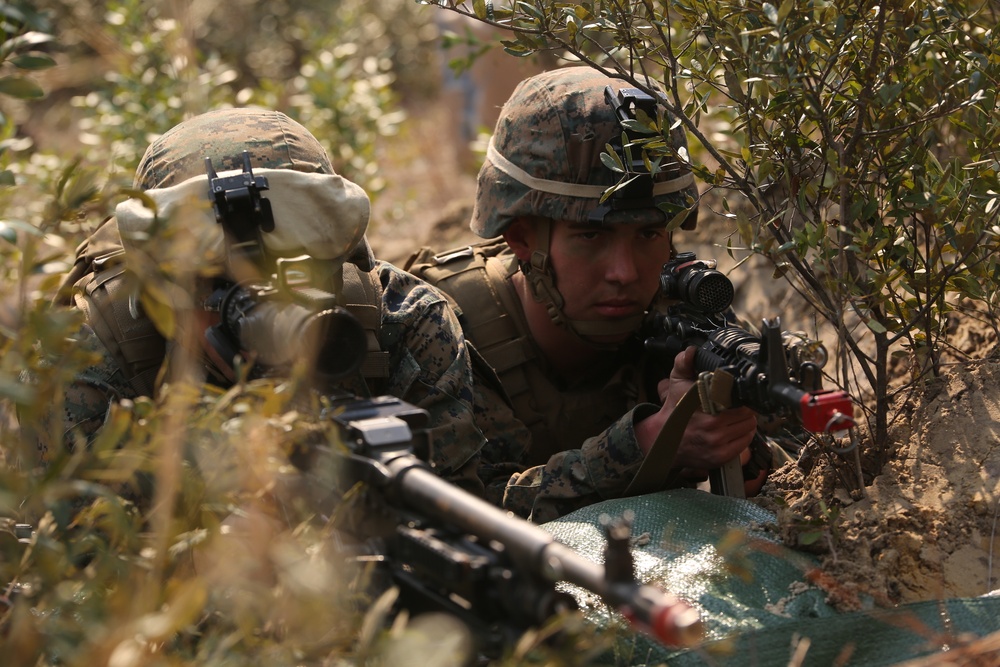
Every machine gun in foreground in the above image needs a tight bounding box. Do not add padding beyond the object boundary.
[302,395,704,658]
[643,252,856,496]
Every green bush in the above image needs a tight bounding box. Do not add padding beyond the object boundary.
[430,0,1000,466]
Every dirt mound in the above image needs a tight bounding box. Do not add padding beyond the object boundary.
[763,359,1000,610]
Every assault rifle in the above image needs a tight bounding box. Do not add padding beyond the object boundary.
[298,394,704,659]
[643,252,856,497]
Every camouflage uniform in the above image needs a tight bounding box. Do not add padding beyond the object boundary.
[472,330,658,522]
[48,108,485,494]
[408,67,701,522]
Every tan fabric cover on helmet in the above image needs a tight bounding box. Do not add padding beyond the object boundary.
[134,107,374,269]
[116,168,369,264]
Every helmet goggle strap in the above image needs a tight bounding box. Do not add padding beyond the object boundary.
[521,219,644,348]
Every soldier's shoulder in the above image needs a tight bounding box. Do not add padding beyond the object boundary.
[375,259,454,314]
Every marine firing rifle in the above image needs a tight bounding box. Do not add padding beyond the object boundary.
[642,252,856,497]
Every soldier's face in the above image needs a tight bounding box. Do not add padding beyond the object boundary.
[507,218,666,341]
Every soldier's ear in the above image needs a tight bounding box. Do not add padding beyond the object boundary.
[503,217,536,263]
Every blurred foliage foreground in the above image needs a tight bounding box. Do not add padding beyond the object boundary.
[0,1,561,665]
[4,379,372,665]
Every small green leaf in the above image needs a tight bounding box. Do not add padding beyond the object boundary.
[0,219,43,240]
[601,144,624,172]
[865,318,888,334]
[620,118,656,135]
[798,530,823,546]
[0,31,55,55]
[517,2,545,21]
[10,53,56,71]
[877,82,904,105]
[724,69,744,103]
[665,206,693,232]
[139,286,177,339]
[778,0,795,22]
[0,75,44,99]
[736,210,753,245]
[762,3,780,25]
[500,41,533,57]
[600,152,624,173]
[566,15,578,41]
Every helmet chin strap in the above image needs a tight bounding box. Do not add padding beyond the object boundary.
[521,219,644,349]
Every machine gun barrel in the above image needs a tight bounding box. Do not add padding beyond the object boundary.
[328,397,704,651]
[386,458,702,648]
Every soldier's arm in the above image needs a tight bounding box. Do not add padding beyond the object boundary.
[377,265,487,497]
[21,325,134,466]
[478,398,654,523]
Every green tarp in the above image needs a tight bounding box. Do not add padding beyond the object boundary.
[542,489,1000,666]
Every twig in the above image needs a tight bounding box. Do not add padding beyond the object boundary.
[989,493,999,594]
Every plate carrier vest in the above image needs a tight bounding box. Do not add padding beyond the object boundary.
[406,240,637,466]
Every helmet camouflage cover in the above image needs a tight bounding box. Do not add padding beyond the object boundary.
[471,66,698,238]
[134,107,374,269]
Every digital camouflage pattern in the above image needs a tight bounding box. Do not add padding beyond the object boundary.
[407,243,660,522]
[134,108,333,189]
[472,329,661,523]
[471,66,698,238]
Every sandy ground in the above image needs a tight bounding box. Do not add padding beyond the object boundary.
[763,355,1000,609]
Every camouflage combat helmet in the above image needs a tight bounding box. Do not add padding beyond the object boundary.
[471,66,698,238]
[135,107,374,270]
[472,67,698,342]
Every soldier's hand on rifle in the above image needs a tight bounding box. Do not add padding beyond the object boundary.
[636,347,759,487]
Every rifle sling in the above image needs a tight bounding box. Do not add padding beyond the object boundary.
[624,384,701,497]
